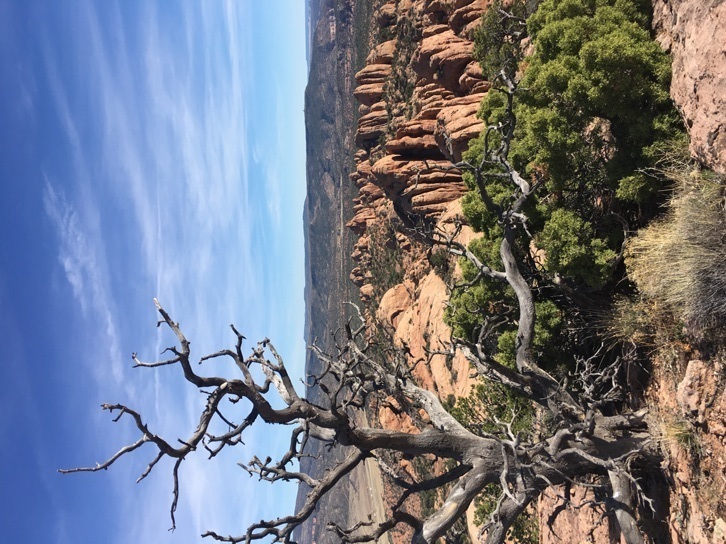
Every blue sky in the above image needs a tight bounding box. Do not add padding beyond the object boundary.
[0,1,308,542]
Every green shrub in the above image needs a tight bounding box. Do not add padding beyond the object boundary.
[448,383,538,543]
[428,248,453,284]
[512,0,681,203]
[535,208,616,288]
[473,484,539,544]
[471,0,683,285]
[474,0,537,81]
[448,0,684,350]
[449,380,535,440]
[366,216,404,308]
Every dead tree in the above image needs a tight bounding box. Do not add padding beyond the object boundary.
[61,7,662,543]
[60,282,656,544]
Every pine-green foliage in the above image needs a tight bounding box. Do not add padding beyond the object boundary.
[474,0,533,81]
[448,0,684,341]
[449,378,539,542]
[473,483,540,543]
[519,0,679,202]
[536,208,616,287]
[449,380,534,441]
[443,4,682,536]
[477,0,681,284]
[493,300,565,367]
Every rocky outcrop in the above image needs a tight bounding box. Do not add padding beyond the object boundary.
[459,61,489,93]
[367,39,397,64]
[355,101,388,146]
[334,2,726,544]
[644,355,726,544]
[353,82,386,106]
[355,63,392,85]
[538,487,621,544]
[343,5,490,539]
[676,359,719,424]
[375,231,478,402]
[652,0,726,174]
[434,93,486,161]
[412,29,475,90]
[347,0,489,313]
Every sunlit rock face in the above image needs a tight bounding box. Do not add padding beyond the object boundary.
[348,0,489,324]
[304,0,726,542]
[652,0,726,174]
[345,3,489,540]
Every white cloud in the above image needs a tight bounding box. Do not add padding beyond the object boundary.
[41,1,307,542]
[42,180,126,391]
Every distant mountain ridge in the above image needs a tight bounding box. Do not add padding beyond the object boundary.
[295,1,378,542]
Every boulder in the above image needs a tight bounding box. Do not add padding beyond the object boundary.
[377,283,413,329]
[355,63,392,85]
[366,40,397,65]
[434,93,486,161]
[376,2,397,27]
[677,359,718,422]
[422,24,450,38]
[346,207,377,235]
[371,155,462,194]
[385,134,444,158]
[395,119,438,139]
[458,61,489,93]
[356,106,388,145]
[652,0,726,174]
[414,83,457,120]
[449,0,486,34]
[359,283,374,302]
[412,30,474,92]
[353,82,385,107]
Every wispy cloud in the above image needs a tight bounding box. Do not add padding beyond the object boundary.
[42,180,126,390]
[40,0,305,541]
[38,0,311,541]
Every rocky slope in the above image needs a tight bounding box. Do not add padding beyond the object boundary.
[300,0,726,542]
[297,1,491,541]
[346,1,490,541]
[347,0,489,307]
[652,0,726,175]
[348,1,492,400]
[346,1,726,543]
[529,2,726,542]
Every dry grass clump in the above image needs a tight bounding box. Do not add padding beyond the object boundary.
[603,296,656,348]
[660,417,701,455]
[626,171,726,332]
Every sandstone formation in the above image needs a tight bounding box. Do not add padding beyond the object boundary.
[412,29,475,90]
[347,0,489,314]
[652,0,726,174]
[345,3,490,540]
[434,93,486,161]
[379,268,479,401]
[367,39,397,64]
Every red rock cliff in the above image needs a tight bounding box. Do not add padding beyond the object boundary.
[652,0,726,174]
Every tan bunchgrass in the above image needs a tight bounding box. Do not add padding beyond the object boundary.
[626,171,726,332]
